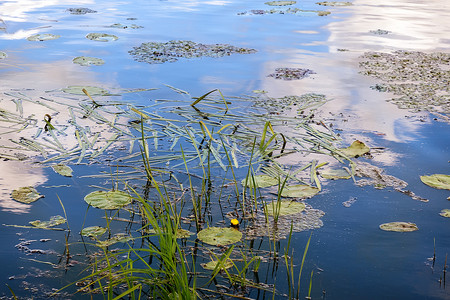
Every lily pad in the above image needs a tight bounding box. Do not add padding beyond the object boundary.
[27,34,60,41]
[320,168,351,180]
[316,1,352,6]
[280,185,319,198]
[73,56,105,66]
[62,85,109,96]
[96,233,133,247]
[147,228,192,239]
[339,140,370,157]
[197,227,242,246]
[29,215,66,228]
[0,51,6,59]
[84,190,132,209]
[265,1,296,6]
[439,209,450,218]
[86,33,118,42]
[264,201,306,216]
[242,175,278,188]
[379,222,418,232]
[201,258,234,270]
[52,164,73,177]
[420,174,450,190]
[81,226,107,237]
[11,186,44,204]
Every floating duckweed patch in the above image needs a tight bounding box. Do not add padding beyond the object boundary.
[27,34,60,41]
[420,174,450,190]
[280,184,319,198]
[62,85,109,95]
[109,23,143,29]
[267,68,316,80]
[201,259,234,270]
[66,8,97,14]
[339,140,370,157]
[197,227,242,246]
[51,164,73,177]
[238,8,330,16]
[0,51,6,59]
[439,209,450,218]
[264,201,306,216]
[96,233,133,247]
[370,29,390,35]
[84,190,132,210]
[379,222,419,232]
[29,215,66,228]
[242,175,278,188]
[320,168,351,180]
[129,40,257,64]
[354,162,407,189]
[316,1,352,6]
[360,51,450,121]
[265,1,296,6]
[11,186,44,204]
[252,93,327,114]
[86,33,118,42]
[81,226,107,237]
[73,56,105,66]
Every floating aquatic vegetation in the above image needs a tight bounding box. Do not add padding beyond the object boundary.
[265,1,297,6]
[439,209,450,218]
[264,201,306,216]
[84,190,132,209]
[29,215,66,229]
[51,164,73,177]
[267,67,316,80]
[242,175,278,188]
[146,228,192,239]
[252,93,327,115]
[354,162,407,190]
[66,8,97,14]
[342,197,356,207]
[197,227,242,246]
[108,23,143,29]
[238,8,330,16]
[86,33,118,42]
[62,85,110,95]
[201,259,234,270]
[81,226,107,237]
[360,51,450,121]
[339,140,369,157]
[280,184,319,198]
[129,40,257,64]
[420,174,450,190]
[370,29,390,35]
[11,186,44,204]
[379,222,418,232]
[73,56,105,66]
[320,168,351,180]
[316,1,352,6]
[0,51,6,59]
[27,34,60,41]
[96,233,133,247]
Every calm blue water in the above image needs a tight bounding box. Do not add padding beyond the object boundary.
[1,0,449,299]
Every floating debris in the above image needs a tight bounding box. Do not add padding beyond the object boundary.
[73,56,105,66]
[280,184,319,198]
[11,186,44,204]
[342,197,356,207]
[27,34,60,41]
[238,8,330,16]
[316,1,352,6]
[0,51,6,59]
[379,222,418,232]
[84,190,132,209]
[264,201,306,216]
[267,67,316,80]
[66,8,97,15]
[370,29,391,35]
[81,226,107,237]
[339,140,370,157]
[242,175,279,188]
[265,1,297,6]
[439,209,450,218]
[51,164,73,177]
[197,227,242,246]
[86,33,118,42]
[420,174,450,190]
[29,215,66,229]
[108,23,143,29]
[129,40,257,64]
[354,162,407,190]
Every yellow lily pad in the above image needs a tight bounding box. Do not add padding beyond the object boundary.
[201,258,234,270]
[379,222,418,232]
[197,227,242,246]
[265,201,306,216]
[320,168,351,180]
[81,226,107,237]
[439,209,450,218]
[86,33,118,42]
[280,185,319,198]
[84,190,132,209]
[339,140,370,157]
[52,164,73,177]
[73,56,105,66]
[242,175,278,188]
[29,215,66,228]
[420,174,450,190]
[11,186,44,204]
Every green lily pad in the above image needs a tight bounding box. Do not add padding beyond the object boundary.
[52,164,73,177]
[197,227,242,246]
[147,228,192,239]
[280,185,319,198]
[379,222,419,232]
[201,258,234,270]
[264,201,306,216]
[81,226,107,237]
[339,140,370,157]
[11,186,44,204]
[439,209,450,218]
[96,233,133,247]
[242,175,278,188]
[62,85,109,96]
[84,190,132,209]
[0,51,6,59]
[27,33,60,41]
[420,174,450,190]
[320,168,351,180]
[29,215,66,228]
[73,56,105,66]
[265,1,296,6]
[86,33,118,42]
